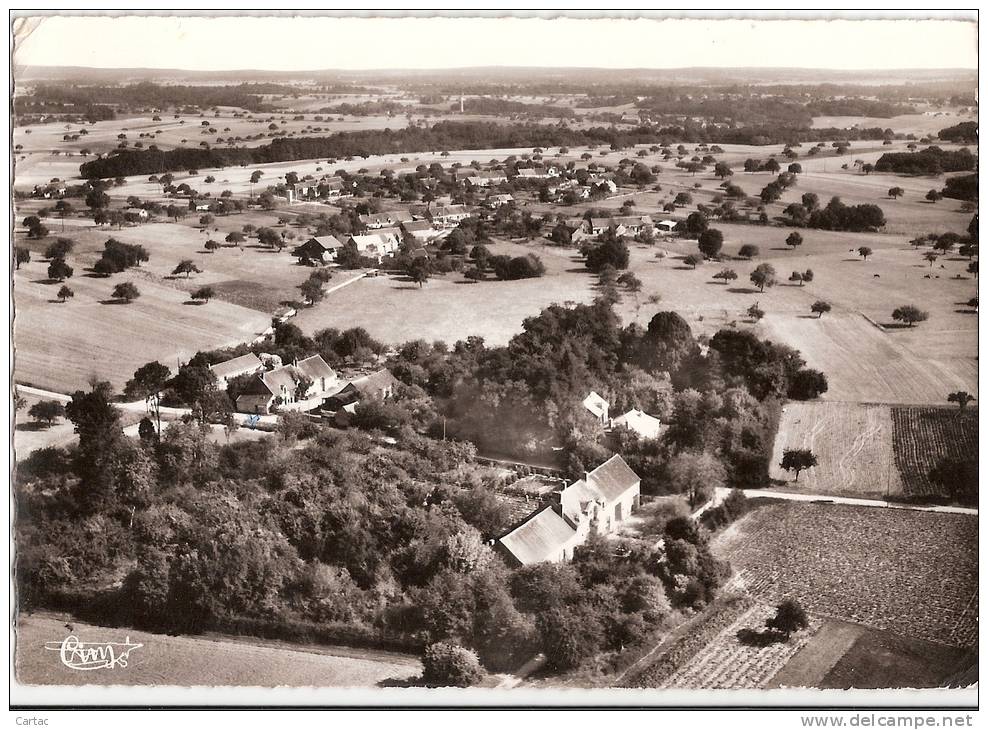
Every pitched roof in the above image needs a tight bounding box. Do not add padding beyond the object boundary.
[498,505,577,565]
[585,454,640,503]
[612,409,666,440]
[209,352,262,380]
[350,368,399,396]
[306,235,344,251]
[297,354,336,384]
[612,215,651,227]
[582,390,609,419]
[402,219,434,232]
[432,204,470,218]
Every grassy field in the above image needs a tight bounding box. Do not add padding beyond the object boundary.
[890,406,978,500]
[770,402,903,498]
[15,613,420,687]
[14,253,270,393]
[712,502,979,650]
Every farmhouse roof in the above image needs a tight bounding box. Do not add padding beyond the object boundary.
[350,368,399,396]
[306,235,345,251]
[432,204,470,217]
[582,391,609,420]
[402,219,434,232]
[497,505,577,566]
[297,354,336,383]
[612,215,651,228]
[209,353,262,380]
[584,454,640,503]
[612,409,666,440]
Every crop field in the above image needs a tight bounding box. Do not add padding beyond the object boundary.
[15,613,420,687]
[621,594,756,689]
[657,604,822,690]
[770,402,903,498]
[713,502,979,650]
[810,110,977,137]
[890,406,979,499]
[759,313,976,405]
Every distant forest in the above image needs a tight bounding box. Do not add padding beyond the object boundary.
[27,82,295,112]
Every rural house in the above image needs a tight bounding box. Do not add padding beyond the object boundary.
[401,219,439,242]
[294,235,344,264]
[611,408,666,440]
[484,193,514,209]
[348,229,401,261]
[209,352,263,388]
[428,204,471,229]
[235,355,340,414]
[359,211,413,229]
[496,455,641,566]
[582,391,609,424]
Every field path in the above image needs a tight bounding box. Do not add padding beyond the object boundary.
[714,486,977,515]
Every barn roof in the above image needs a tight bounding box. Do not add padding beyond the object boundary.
[497,505,577,566]
[585,454,640,503]
[209,353,262,380]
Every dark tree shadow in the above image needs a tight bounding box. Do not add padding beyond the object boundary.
[737,627,787,647]
[955,309,978,315]
[98,299,129,305]
[31,278,59,285]
[15,422,46,432]
[182,300,207,306]
[797,314,818,319]
[727,287,760,294]
[378,675,428,688]
[881,322,914,330]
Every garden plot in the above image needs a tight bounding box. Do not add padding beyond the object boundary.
[891,406,978,500]
[660,604,821,690]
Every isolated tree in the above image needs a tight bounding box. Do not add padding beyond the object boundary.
[123,361,172,401]
[923,251,939,268]
[891,305,928,327]
[57,285,74,303]
[697,229,724,259]
[802,268,814,284]
[857,246,873,261]
[713,268,737,285]
[947,391,975,411]
[926,189,943,203]
[14,247,30,270]
[683,254,702,270]
[789,271,804,286]
[45,237,75,259]
[967,261,978,278]
[47,258,73,281]
[421,643,485,688]
[713,162,733,179]
[810,301,831,318]
[191,286,215,304]
[888,186,904,199]
[204,239,220,253]
[225,231,245,246]
[172,259,202,278]
[28,400,65,428]
[112,282,140,303]
[780,448,818,482]
[785,232,803,249]
[750,263,777,292]
[738,244,759,260]
[766,600,809,639]
[299,278,324,305]
[408,257,431,288]
[746,303,764,321]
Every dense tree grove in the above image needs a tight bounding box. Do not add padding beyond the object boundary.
[874,146,977,174]
[80,122,675,178]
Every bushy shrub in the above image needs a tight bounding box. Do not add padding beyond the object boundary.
[421,642,485,687]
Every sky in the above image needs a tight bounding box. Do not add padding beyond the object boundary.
[12,14,979,72]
